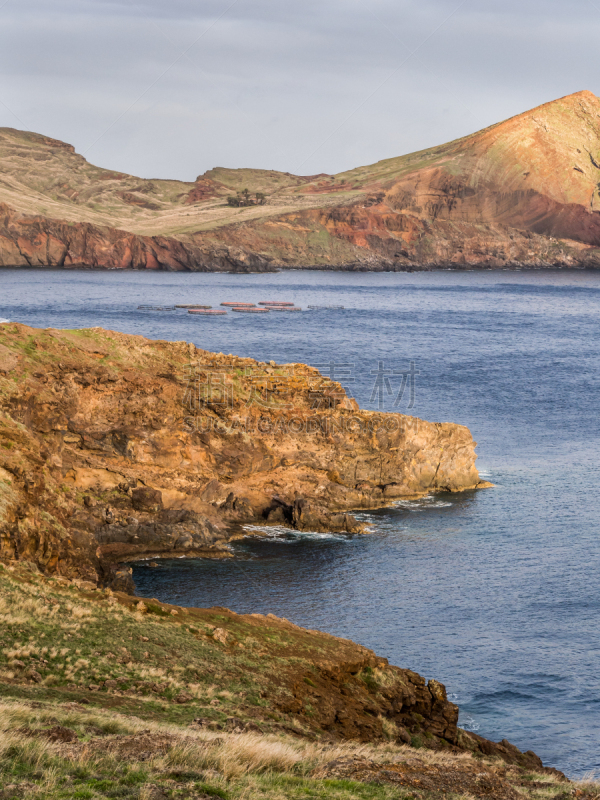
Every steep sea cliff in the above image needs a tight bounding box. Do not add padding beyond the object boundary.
[0,322,488,589]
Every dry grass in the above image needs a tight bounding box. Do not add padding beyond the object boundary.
[0,695,576,800]
[0,567,585,799]
[0,698,397,769]
[0,127,361,240]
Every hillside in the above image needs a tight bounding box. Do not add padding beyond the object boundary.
[0,561,583,800]
[1,91,600,269]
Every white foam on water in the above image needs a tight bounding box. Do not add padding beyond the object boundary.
[242,524,348,542]
[460,715,481,732]
[0,318,10,324]
[353,512,408,530]
[393,495,453,510]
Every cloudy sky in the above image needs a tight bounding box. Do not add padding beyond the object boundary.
[0,0,597,180]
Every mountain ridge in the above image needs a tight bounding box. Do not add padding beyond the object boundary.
[1,90,600,270]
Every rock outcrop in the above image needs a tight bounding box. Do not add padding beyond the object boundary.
[0,563,564,780]
[0,323,489,589]
[311,752,565,798]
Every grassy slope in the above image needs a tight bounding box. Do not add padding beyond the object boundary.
[1,91,598,255]
[0,122,471,240]
[332,90,600,203]
[0,563,596,800]
[0,129,355,240]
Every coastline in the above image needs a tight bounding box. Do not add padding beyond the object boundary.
[1,275,599,780]
[0,559,571,793]
[0,260,598,272]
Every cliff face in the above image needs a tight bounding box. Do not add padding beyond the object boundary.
[204,202,600,270]
[2,92,600,270]
[0,324,488,589]
[0,203,274,273]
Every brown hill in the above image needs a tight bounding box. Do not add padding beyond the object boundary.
[1,91,600,269]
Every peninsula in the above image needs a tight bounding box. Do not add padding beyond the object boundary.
[0,323,488,590]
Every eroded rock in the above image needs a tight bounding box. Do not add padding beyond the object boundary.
[0,323,489,587]
[131,487,163,513]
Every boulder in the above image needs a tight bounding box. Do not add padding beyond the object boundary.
[131,488,163,513]
[108,565,135,594]
[292,498,365,534]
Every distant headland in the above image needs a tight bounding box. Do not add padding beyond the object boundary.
[1,91,600,271]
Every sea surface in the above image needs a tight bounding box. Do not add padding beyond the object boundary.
[1,267,599,777]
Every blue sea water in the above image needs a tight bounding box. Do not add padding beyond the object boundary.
[1,267,599,777]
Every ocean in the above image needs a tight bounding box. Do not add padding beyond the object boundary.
[2,266,599,777]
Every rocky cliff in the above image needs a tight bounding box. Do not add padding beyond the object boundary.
[2,91,600,270]
[0,323,489,590]
[0,202,273,272]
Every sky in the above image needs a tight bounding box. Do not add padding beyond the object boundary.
[0,0,598,181]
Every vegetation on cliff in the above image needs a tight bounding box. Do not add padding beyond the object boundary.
[0,562,584,800]
[226,190,266,207]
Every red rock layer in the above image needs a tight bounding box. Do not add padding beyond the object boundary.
[0,203,273,272]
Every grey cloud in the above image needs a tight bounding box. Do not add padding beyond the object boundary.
[0,0,598,180]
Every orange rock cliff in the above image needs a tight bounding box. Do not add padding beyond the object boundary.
[0,324,490,591]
